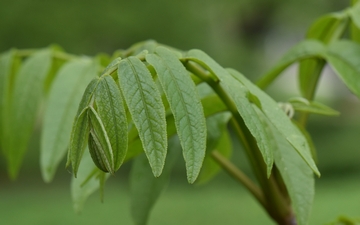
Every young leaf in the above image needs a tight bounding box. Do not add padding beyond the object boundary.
[130,136,181,225]
[264,113,315,225]
[117,57,167,177]
[326,40,360,98]
[288,97,340,116]
[40,59,98,182]
[228,68,320,177]
[256,40,326,89]
[5,49,52,179]
[299,12,348,98]
[95,75,128,171]
[88,107,114,173]
[197,113,232,185]
[186,50,275,175]
[69,107,91,177]
[0,50,17,151]
[146,46,207,183]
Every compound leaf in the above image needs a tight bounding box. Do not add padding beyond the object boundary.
[117,57,167,177]
[95,75,128,171]
[146,46,206,183]
[5,49,52,179]
[41,59,98,182]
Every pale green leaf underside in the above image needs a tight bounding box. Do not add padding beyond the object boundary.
[130,136,181,225]
[186,50,274,174]
[256,40,326,89]
[146,46,206,183]
[5,49,52,179]
[262,112,315,225]
[118,57,167,177]
[326,40,360,98]
[228,68,320,177]
[41,59,97,182]
[95,75,128,171]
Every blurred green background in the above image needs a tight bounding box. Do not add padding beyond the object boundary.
[1,0,359,224]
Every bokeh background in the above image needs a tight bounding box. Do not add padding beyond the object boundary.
[1,0,359,224]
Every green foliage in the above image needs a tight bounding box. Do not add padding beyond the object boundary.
[1,2,360,225]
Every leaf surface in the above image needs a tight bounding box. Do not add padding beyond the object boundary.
[146,47,206,183]
[6,49,52,179]
[288,97,339,116]
[117,57,167,177]
[41,59,97,182]
[95,75,128,171]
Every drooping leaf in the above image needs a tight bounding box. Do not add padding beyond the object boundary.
[88,107,114,173]
[257,109,315,225]
[256,40,326,89]
[228,68,320,176]
[130,136,181,225]
[71,150,108,213]
[40,59,98,182]
[299,12,348,98]
[186,50,275,175]
[5,49,52,179]
[197,113,232,185]
[326,40,360,98]
[146,46,206,183]
[288,97,340,116]
[0,50,18,151]
[69,107,91,177]
[117,57,167,177]
[95,75,128,171]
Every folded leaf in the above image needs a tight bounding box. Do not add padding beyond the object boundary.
[41,59,98,182]
[95,75,128,170]
[146,46,206,183]
[326,40,360,98]
[186,50,275,175]
[228,68,320,176]
[117,57,167,177]
[5,49,52,179]
[130,136,181,225]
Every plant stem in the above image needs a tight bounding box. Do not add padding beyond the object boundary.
[211,150,267,209]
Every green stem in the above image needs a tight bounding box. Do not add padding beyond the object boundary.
[211,150,267,209]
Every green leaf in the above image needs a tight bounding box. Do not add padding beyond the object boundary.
[0,50,18,151]
[95,75,128,170]
[260,111,315,225]
[256,40,326,89]
[69,107,91,177]
[146,46,207,183]
[5,49,52,179]
[40,59,98,182]
[186,50,275,175]
[117,57,167,177]
[299,12,348,98]
[288,97,340,116]
[228,68,320,177]
[88,106,114,173]
[326,40,360,98]
[350,2,360,39]
[197,113,232,185]
[130,136,181,225]
[71,150,108,213]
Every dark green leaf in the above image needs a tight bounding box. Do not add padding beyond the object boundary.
[228,68,320,176]
[130,136,181,225]
[5,49,52,179]
[186,50,275,175]
[95,75,128,171]
[146,46,207,183]
[40,59,98,182]
[256,40,326,89]
[117,57,167,177]
[326,40,360,98]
